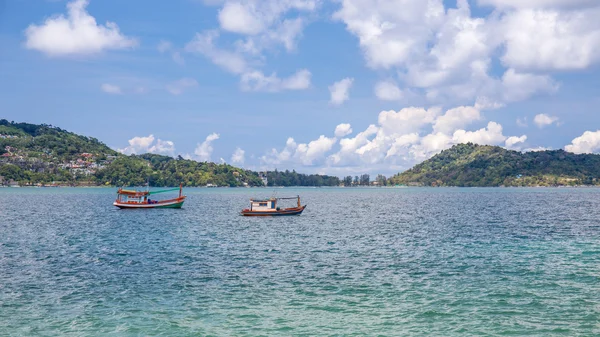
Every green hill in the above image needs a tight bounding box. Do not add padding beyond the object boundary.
[0,119,117,160]
[0,120,340,187]
[389,143,600,187]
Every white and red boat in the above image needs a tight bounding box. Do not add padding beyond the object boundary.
[113,184,186,209]
[241,196,306,216]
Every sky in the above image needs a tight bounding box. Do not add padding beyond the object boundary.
[1,0,600,176]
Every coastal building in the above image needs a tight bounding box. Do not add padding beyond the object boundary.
[259,172,268,186]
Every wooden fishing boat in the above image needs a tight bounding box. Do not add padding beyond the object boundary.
[113,184,186,209]
[241,196,306,216]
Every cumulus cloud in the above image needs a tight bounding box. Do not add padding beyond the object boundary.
[329,78,354,105]
[332,0,598,107]
[231,147,245,165]
[262,135,337,166]
[195,133,220,162]
[166,78,198,95]
[565,130,600,154]
[505,135,528,150]
[478,0,598,8]
[334,123,353,138]
[118,135,176,156]
[453,122,507,146]
[24,0,137,57]
[261,104,530,174]
[216,0,317,53]
[218,2,265,35]
[499,7,600,71]
[375,81,403,101]
[378,107,440,135]
[432,106,481,134]
[101,83,122,95]
[533,114,559,128]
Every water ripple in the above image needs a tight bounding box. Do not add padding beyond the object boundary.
[1,187,599,336]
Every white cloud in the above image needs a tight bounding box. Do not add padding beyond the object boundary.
[240,69,311,92]
[218,0,317,37]
[186,30,248,74]
[231,147,245,165]
[478,0,598,8]
[262,135,337,166]
[262,105,530,174]
[334,123,353,138]
[374,81,403,101]
[378,107,440,135]
[118,135,176,156]
[533,113,559,128]
[166,78,198,95]
[101,83,122,95]
[453,122,507,146]
[218,2,265,35]
[24,0,137,57]
[329,77,354,105]
[333,0,445,70]
[500,69,559,103]
[196,0,318,74]
[432,106,481,134]
[295,135,337,165]
[524,146,552,152]
[150,139,176,156]
[186,30,311,92]
[505,135,527,150]
[565,130,600,154]
[499,7,600,71]
[195,133,220,162]
[333,0,596,107]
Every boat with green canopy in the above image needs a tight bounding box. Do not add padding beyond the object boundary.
[113,184,186,209]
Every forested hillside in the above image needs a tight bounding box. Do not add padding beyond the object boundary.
[389,143,600,187]
[0,120,340,187]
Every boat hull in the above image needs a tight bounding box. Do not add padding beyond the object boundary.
[241,205,306,216]
[113,197,186,209]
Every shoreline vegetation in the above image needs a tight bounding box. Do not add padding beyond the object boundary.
[2,120,600,188]
[0,120,343,188]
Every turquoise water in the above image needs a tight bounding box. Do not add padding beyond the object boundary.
[1,187,599,336]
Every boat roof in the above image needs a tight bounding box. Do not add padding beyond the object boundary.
[117,186,181,197]
[118,189,149,196]
[250,196,299,202]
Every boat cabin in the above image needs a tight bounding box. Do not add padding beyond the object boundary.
[250,198,278,212]
[116,189,151,204]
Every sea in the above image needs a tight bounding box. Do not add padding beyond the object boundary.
[1,187,599,336]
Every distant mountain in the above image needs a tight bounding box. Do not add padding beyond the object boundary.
[389,143,600,187]
[0,120,340,187]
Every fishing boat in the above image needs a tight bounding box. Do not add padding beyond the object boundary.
[113,184,186,209]
[241,195,306,216]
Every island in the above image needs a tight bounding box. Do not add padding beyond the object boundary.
[389,143,600,187]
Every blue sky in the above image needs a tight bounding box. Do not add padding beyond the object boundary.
[1,0,600,176]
